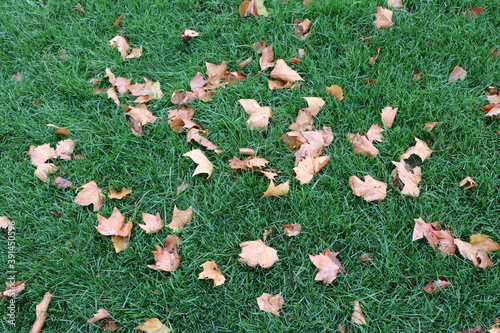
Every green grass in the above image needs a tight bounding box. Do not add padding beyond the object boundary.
[1,0,499,331]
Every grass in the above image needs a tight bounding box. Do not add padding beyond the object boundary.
[0,0,499,331]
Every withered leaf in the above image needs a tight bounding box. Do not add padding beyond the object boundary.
[147,245,180,272]
[423,121,438,131]
[294,18,311,40]
[128,77,164,100]
[262,180,290,197]
[391,161,422,197]
[309,248,346,284]
[238,239,278,268]
[282,223,301,237]
[167,106,198,132]
[186,128,221,153]
[423,277,451,293]
[181,29,199,38]
[126,104,157,126]
[239,0,268,18]
[257,293,284,316]
[459,177,476,190]
[0,216,13,229]
[239,148,255,156]
[30,292,53,333]
[289,97,325,131]
[351,300,366,325]
[87,308,112,324]
[46,124,70,136]
[35,163,59,182]
[107,87,120,106]
[135,318,171,333]
[374,7,394,29]
[113,13,124,27]
[0,281,25,299]
[183,149,214,178]
[164,235,181,253]
[448,66,467,83]
[108,186,131,199]
[348,133,379,157]
[251,41,266,53]
[454,239,493,269]
[108,36,130,59]
[199,261,226,287]
[139,212,163,234]
[52,176,74,188]
[349,175,387,202]
[239,99,272,130]
[96,207,133,237]
[239,57,253,69]
[168,205,193,232]
[368,47,381,65]
[387,0,403,8]
[293,154,330,184]
[400,137,432,162]
[229,156,269,170]
[381,106,398,128]
[270,59,303,83]
[74,181,105,212]
[325,85,344,102]
[469,234,500,252]
[125,47,142,59]
[259,45,275,71]
[29,143,57,166]
[55,139,75,160]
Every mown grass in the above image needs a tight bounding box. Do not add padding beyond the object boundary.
[0,0,499,331]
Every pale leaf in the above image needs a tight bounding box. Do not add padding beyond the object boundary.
[257,293,283,316]
[238,239,278,268]
[147,245,180,272]
[198,261,226,287]
[270,59,303,83]
[309,248,346,284]
[374,7,394,29]
[448,66,467,83]
[168,206,193,232]
[351,300,366,325]
[29,292,53,333]
[74,181,105,212]
[349,175,387,201]
[183,149,214,178]
[135,318,171,333]
[139,212,163,234]
[400,137,432,162]
[262,180,289,197]
[381,106,398,128]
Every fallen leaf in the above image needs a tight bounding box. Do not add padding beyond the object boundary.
[164,235,181,253]
[365,124,384,143]
[230,156,269,170]
[289,97,325,131]
[259,45,275,71]
[75,3,84,16]
[147,244,180,272]
[168,205,193,232]
[109,36,130,59]
[490,48,500,58]
[423,121,438,131]
[257,169,281,180]
[186,128,221,153]
[87,309,112,323]
[0,281,25,299]
[140,212,163,234]
[128,77,164,101]
[113,13,124,27]
[257,293,284,316]
[183,149,214,178]
[469,234,500,252]
[96,207,133,237]
[293,154,330,184]
[270,59,303,83]
[262,180,290,197]
[35,163,59,182]
[381,106,398,128]
[10,72,23,81]
[181,29,199,38]
[387,0,403,8]
[239,99,273,130]
[46,124,70,136]
[108,186,131,199]
[448,66,467,83]
[423,277,451,293]
[454,325,485,333]
[294,18,311,40]
[239,148,255,155]
[0,216,13,229]
[199,261,226,287]
[391,161,422,197]
[413,71,423,82]
[239,0,268,18]
[135,318,171,333]
[74,181,105,211]
[55,138,75,160]
[30,292,53,333]
[463,5,484,18]
[282,224,301,237]
[29,143,57,166]
[374,7,394,29]
[239,57,252,69]
[359,253,372,264]
[167,106,198,132]
[368,47,381,65]
[325,85,344,102]
[125,47,143,59]
[454,239,493,269]
[107,87,120,106]
[309,248,346,284]
[289,48,305,64]
[175,181,189,196]
[349,175,387,202]
[52,176,74,188]
[125,104,157,126]
[412,217,440,245]
[351,300,366,325]
[348,133,379,157]
[238,239,278,268]
[459,177,476,190]
[400,137,433,162]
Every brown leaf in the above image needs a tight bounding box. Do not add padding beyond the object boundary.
[309,248,346,284]
[400,137,432,162]
[289,97,325,131]
[46,124,70,136]
[198,261,226,287]
[259,45,275,71]
[325,85,344,102]
[168,205,193,232]
[459,176,476,190]
[413,71,423,82]
[282,224,301,237]
[412,217,441,246]
[52,176,74,188]
[391,161,422,197]
[139,212,163,234]
[29,143,57,166]
[387,0,403,8]
[128,77,164,100]
[186,128,221,153]
[107,87,120,106]
[75,3,84,16]
[490,48,500,58]
[359,253,372,264]
[34,163,59,182]
[293,154,330,184]
[135,318,171,333]
[454,239,493,269]
[125,47,142,59]
[87,308,112,323]
[454,325,485,333]
[10,72,23,81]
[181,29,199,38]
[348,133,379,157]
[463,6,484,18]
[365,124,384,143]
[109,36,131,59]
[262,180,290,197]
[230,156,269,170]
[381,106,398,128]
[96,207,132,237]
[270,59,303,83]
[125,104,157,126]
[257,169,281,180]
[239,148,255,156]
[423,277,451,293]
[374,7,394,29]
[287,127,333,164]
[239,0,268,18]
[164,235,181,253]
[74,181,105,212]
[469,234,500,252]
[238,239,279,268]
[239,57,252,69]
[111,234,130,253]
[348,175,387,201]
[448,66,467,83]
[368,47,381,65]
[294,18,311,39]
[0,216,13,229]
[251,41,266,53]
[183,149,214,178]
[108,186,131,199]
[55,138,75,160]
[0,281,25,299]
[351,300,366,325]
[167,106,198,132]
[175,181,189,197]
[257,293,284,316]
[147,245,180,272]
[423,121,438,131]
[113,13,124,27]
[30,292,53,333]
[239,99,273,129]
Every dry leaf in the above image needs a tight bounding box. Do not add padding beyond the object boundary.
[239,0,268,18]
[30,292,53,333]
[347,131,380,158]
[147,245,180,272]
[349,175,387,202]
[469,234,500,252]
[294,18,311,40]
[459,177,476,190]
[282,223,301,237]
[423,121,438,131]
[125,47,142,59]
[140,212,164,234]
[251,41,266,53]
[113,13,124,27]
[108,186,131,199]
[183,149,214,178]
[230,156,269,170]
[167,106,198,132]
[490,48,500,58]
[199,261,226,287]
[368,47,381,65]
[374,7,394,29]
[257,169,281,180]
[128,77,164,100]
[109,36,131,59]
[126,104,157,126]
[289,97,325,131]
[351,300,366,325]
[423,277,451,293]
[454,239,493,269]
[74,181,105,212]
[257,293,284,316]
[175,181,189,196]
[55,139,75,160]
[181,29,199,38]
[239,148,255,155]
[0,216,13,229]
[168,206,193,232]
[107,87,120,106]
[309,248,346,284]
[463,6,484,18]
[96,207,133,237]
[239,99,273,130]
[448,66,467,83]
[391,161,422,197]
[0,281,25,299]
[135,318,171,333]
[29,143,57,166]
[413,71,423,82]
[186,128,221,153]
[400,137,432,162]
[293,154,330,184]
[52,176,74,188]
[88,308,112,323]
[46,124,70,136]
[34,163,59,182]
[325,85,344,102]
[164,235,181,253]
[387,0,403,8]
[238,239,279,268]
[10,72,23,81]
[259,45,275,71]
[262,180,290,197]
[359,253,372,264]
[270,59,303,83]
[381,106,398,128]
[412,218,456,255]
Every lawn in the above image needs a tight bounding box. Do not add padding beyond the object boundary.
[0,0,499,332]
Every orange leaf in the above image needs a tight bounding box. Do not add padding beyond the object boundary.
[96,207,132,237]
[469,234,500,252]
[309,248,346,284]
[135,318,171,333]
[139,212,164,234]
[381,106,398,128]
[257,293,284,316]
[259,45,275,71]
[459,176,476,190]
[293,154,330,184]
[448,66,467,83]
[168,205,193,232]
[147,245,180,272]
[46,124,70,136]
[262,180,289,197]
[30,292,53,333]
[108,186,131,199]
[125,104,157,126]
[289,97,325,131]
[351,300,366,325]
[374,7,394,29]
[198,261,226,287]
[400,137,432,162]
[0,281,25,299]
[391,161,422,197]
[238,239,278,268]
[164,235,181,253]
[74,181,105,212]
[325,85,344,102]
[423,277,451,293]
[349,175,387,201]
[239,99,273,130]
[34,163,59,183]
[183,149,214,178]
[454,239,493,269]
[282,223,301,237]
[270,59,303,83]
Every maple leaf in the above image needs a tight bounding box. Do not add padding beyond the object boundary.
[289,48,305,64]
[109,36,130,59]
[186,128,222,153]
[168,205,193,232]
[294,154,330,184]
[257,293,284,316]
[171,90,197,105]
[325,85,344,102]
[128,77,164,101]
[167,106,199,132]
[309,248,346,284]
[349,175,387,202]
[0,281,25,299]
[387,0,403,8]
[239,99,273,130]
[374,7,394,29]
[107,87,120,106]
[96,207,133,238]
[257,169,281,180]
[381,106,398,128]
[289,97,325,131]
[147,244,180,272]
[351,300,366,325]
[34,163,59,182]
[285,127,333,163]
[183,149,214,178]
[262,180,290,197]
[30,292,53,333]
[282,223,301,237]
[139,212,163,234]
[125,47,142,59]
[239,0,268,18]
[239,148,255,155]
[469,234,500,252]
[294,18,311,40]
[391,161,422,197]
[448,66,467,83]
[87,308,112,323]
[206,61,228,86]
[135,318,171,333]
[239,56,252,69]
[198,261,226,287]
[55,138,75,160]
[348,133,378,158]
[238,239,278,268]
[164,235,181,253]
[52,176,74,188]
[270,59,304,83]
[229,156,269,170]
[259,45,275,70]
[0,216,13,229]
[459,176,476,190]
[454,239,493,269]
[180,29,199,38]
[74,181,105,211]
[46,124,70,136]
[29,143,57,166]
[400,137,432,162]
[88,308,118,332]
[125,104,157,126]
[412,218,456,255]
[108,186,131,199]
[423,121,438,131]
[423,277,451,293]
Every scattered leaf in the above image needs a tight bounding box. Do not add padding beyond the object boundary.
[469,234,500,252]
[459,177,476,190]
[413,71,423,82]
[35,163,59,182]
[238,239,279,268]
[423,277,451,293]
[387,0,403,8]
[140,212,163,234]
[374,7,394,29]
[423,121,438,131]
[282,224,301,237]
[448,66,467,83]
[175,181,189,196]
[164,235,181,253]
[309,248,346,284]
[351,300,366,325]
[239,148,255,156]
[46,124,70,136]
[294,154,330,184]
[348,175,387,202]
[147,245,180,272]
[294,18,311,40]
[0,216,13,229]
[186,128,221,153]
[289,97,325,131]
[74,181,105,212]
[259,45,275,71]
[30,292,53,333]
[199,261,226,287]
[96,207,133,238]
[52,176,74,188]
[239,0,268,18]
[257,293,284,316]
[113,13,124,27]
[88,309,112,324]
[168,205,193,232]
[0,281,25,299]
[325,85,344,102]
[29,143,57,166]
[75,3,84,16]
[490,48,500,58]
[181,29,199,38]
[135,318,171,333]
[359,253,372,264]
[239,57,252,69]
[230,156,269,170]
[125,47,143,59]
[183,149,214,178]
[463,5,484,18]
[262,180,290,197]
[109,36,131,59]
[55,138,75,160]
[125,104,157,126]
[270,59,303,83]
[251,41,266,53]
[454,238,494,269]
[10,72,23,81]
[381,106,398,128]
[391,161,422,197]
[400,137,433,162]
[239,99,273,129]
[108,186,132,199]
[368,47,381,65]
